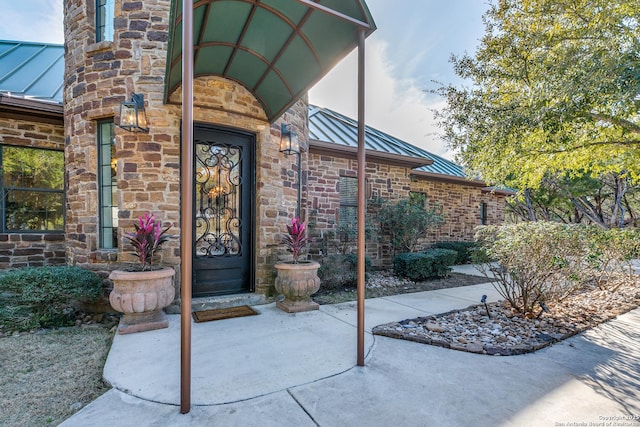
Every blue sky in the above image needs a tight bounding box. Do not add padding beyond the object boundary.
[0,0,489,158]
[310,0,489,158]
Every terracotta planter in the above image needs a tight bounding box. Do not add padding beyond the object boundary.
[109,267,175,334]
[274,261,321,313]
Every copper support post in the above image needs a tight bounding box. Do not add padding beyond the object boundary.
[356,28,366,367]
[180,0,194,415]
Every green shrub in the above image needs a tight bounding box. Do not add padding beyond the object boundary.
[0,266,103,332]
[432,241,476,264]
[393,248,458,281]
[317,254,371,290]
[328,221,376,255]
[474,222,640,315]
[375,198,445,253]
[0,304,41,332]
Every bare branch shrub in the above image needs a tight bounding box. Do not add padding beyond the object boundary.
[475,222,640,315]
[475,224,558,315]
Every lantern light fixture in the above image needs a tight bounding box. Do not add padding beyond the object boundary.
[279,123,301,216]
[118,93,149,132]
[279,123,299,155]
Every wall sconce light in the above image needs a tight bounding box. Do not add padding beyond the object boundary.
[118,93,149,132]
[279,123,302,216]
[279,123,299,155]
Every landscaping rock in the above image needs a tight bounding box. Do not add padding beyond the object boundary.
[373,279,640,356]
[425,322,446,333]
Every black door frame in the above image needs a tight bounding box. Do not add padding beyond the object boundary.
[189,122,256,297]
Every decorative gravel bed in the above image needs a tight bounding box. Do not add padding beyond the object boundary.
[373,278,640,356]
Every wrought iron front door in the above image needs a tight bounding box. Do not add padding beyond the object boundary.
[193,125,254,297]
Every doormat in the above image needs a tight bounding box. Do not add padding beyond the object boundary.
[192,305,258,323]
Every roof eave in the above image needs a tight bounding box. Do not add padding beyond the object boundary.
[309,139,433,168]
[410,169,487,187]
[0,93,63,124]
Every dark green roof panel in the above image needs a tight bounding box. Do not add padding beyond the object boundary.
[255,71,291,116]
[170,23,183,66]
[167,58,183,93]
[321,0,369,20]
[276,35,320,94]
[225,49,269,89]
[192,5,207,46]
[301,14,355,69]
[261,0,309,23]
[202,2,251,44]
[194,45,234,76]
[242,8,293,62]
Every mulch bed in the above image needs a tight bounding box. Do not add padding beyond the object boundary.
[313,271,492,305]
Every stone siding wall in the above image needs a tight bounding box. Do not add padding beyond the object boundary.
[0,234,66,269]
[64,0,178,274]
[410,179,506,243]
[306,151,507,267]
[63,0,305,297]
[0,117,65,150]
[0,117,66,268]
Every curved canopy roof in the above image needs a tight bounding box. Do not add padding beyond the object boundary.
[165,0,376,122]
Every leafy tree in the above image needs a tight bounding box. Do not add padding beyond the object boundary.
[435,0,640,190]
[507,185,580,223]
[507,173,640,227]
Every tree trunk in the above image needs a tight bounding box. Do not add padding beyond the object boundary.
[524,188,537,221]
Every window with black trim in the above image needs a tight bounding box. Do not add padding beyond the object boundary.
[480,202,488,225]
[98,121,118,248]
[409,191,428,208]
[0,145,64,232]
[96,0,115,42]
[339,176,358,228]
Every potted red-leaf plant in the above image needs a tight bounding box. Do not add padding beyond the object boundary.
[109,212,176,334]
[274,217,321,313]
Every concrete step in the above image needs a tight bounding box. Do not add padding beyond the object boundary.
[167,293,274,314]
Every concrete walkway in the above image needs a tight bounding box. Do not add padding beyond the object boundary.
[60,278,640,427]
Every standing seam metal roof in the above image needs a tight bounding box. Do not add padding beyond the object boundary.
[308,105,467,178]
[0,40,64,104]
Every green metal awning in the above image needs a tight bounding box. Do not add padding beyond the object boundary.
[165,0,376,122]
